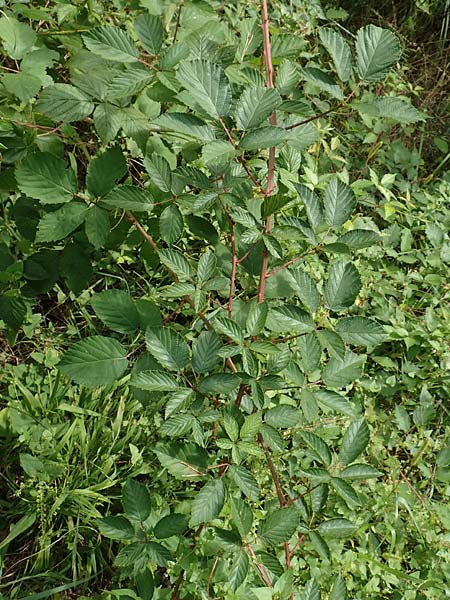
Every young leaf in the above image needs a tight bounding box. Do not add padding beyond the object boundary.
[36,84,95,122]
[134,13,164,55]
[258,507,299,545]
[324,178,356,227]
[176,59,232,120]
[87,147,127,198]
[16,152,77,204]
[82,26,139,63]
[235,86,282,130]
[356,25,401,83]
[323,261,361,311]
[335,317,386,346]
[91,290,139,334]
[58,336,128,386]
[319,28,352,82]
[122,479,151,521]
[190,479,225,526]
[339,418,370,465]
[145,326,190,371]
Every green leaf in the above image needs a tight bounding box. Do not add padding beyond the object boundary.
[3,72,41,104]
[94,102,124,143]
[246,301,268,335]
[136,568,155,600]
[258,507,299,545]
[154,112,216,141]
[309,531,331,562]
[176,59,232,120]
[317,518,356,538]
[288,269,320,312]
[36,203,88,242]
[190,479,225,526]
[335,317,386,346]
[134,13,164,55]
[197,252,217,285]
[123,479,151,521]
[97,516,134,540]
[58,336,128,386]
[85,206,110,249]
[159,205,183,244]
[303,578,321,600]
[213,315,244,343]
[16,152,77,204]
[229,465,259,501]
[36,84,95,122]
[239,126,287,151]
[314,390,359,418]
[153,513,188,539]
[0,16,36,59]
[61,243,93,295]
[322,351,366,387]
[131,370,181,391]
[329,575,348,600]
[108,65,152,99]
[154,442,207,479]
[300,431,332,467]
[91,290,139,334]
[158,248,194,281]
[83,26,139,63]
[114,542,147,569]
[145,541,171,566]
[198,373,240,395]
[192,330,222,374]
[324,178,356,227]
[201,140,236,166]
[339,464,382,480]
[294,184,324,230]
[145,155,172,192]
[230,496,253,537]
[303,67,343,100]
[324,261,361,311]
[235,86,282,130]
[319,28,352,82]
[317,330,345,359]
[331,477,360,508]
[356,25,401,82]
[266,305,315,334]
[87,147,127,198]
[145,327,190,371]
[337,229,380,249]
[103,185,154,212]
[265,405,300,429]
[160,414,194,437]
[339,418,370,465]
[357,96,426,124]
[229,551,249,592]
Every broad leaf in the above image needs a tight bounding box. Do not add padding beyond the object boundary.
[192,330,222,373]
[329,575,348,600]
[235,86,282,130]
[288,269,320,312]
[85,206,110,249]
[229,465,259,501]
[335,317,386,346]
[319,28,352,82]
[58,336,128,386]
[158,248,194,281]
[36,203,87,242]
[339,464,382,480]
[294,184,324,230]
[131,370,181,391]
[230,551,249,592]
[145,327,190,371]
[314,390,360,418]
[317,518,356,538]
[190,479,225,526]
[0,15,36,59]
[97,516,134,540]
[356,25,401,82]
[134,13,164,55]
[154,514,188,539]
[87,147,127,198]
[36,84,95,122]
[322,351,366,387]
[324,178,356,227]
[16,152,77,204]
[123,479,151,522]
[337,229,380,249]
[83,26,139,63]
[266,305,315,334]
[198,373,240,395]
[145,154,172,192]
[103,185,154,212]
[246,301,269,336]
[323,261,361,311]
[258,507,299,545]
[239,126,287,151]
[303,578,321,600]
[159,205,183,244]
[302,67,343,100]
[339,418,370,465]
[91,290,139,334]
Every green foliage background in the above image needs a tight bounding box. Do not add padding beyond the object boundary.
[0,1,449,599]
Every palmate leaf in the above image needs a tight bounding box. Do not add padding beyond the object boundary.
[319,28,352,82]
[82,26,139,63]
[190,479,225,526]
[16,152,77,204]
[134,13,164,55]
[235,86,282,130]
[324,178,356,227]
[36,84,95,122]
[58,336,128,386]
[91,290,140,334]
[356,25,401,83]
[323,261,361,311]
[145,327,190,371]
[176,59,232,120]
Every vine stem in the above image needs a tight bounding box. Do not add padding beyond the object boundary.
[228,218,237,318]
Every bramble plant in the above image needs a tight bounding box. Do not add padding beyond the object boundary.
[1,0,442,598]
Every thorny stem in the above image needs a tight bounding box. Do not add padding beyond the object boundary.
[245,542,274,588]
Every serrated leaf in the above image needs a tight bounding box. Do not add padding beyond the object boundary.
[201,140,236,166]
[145,327,189,371]
[158,248,194,281]
[317,330,346,359]
[299,331,322,373]
[154,513,188,539]
[324,261,361,311]
[192,330,222,373]
[322,351,366,388]
[337,229,380,249]
[136,568,154,600]
[94,103,124,143]
[3,72,41,104]
[197,252,216,285]
[159,205,183,244]
[309,531,330,562]
[91,290,139,334]
[145,154,172,192]
[303,67,343,100]
[324,178,356,227]
[107,65,152,99]
[176,59,231,120]
[266,305,315,334]
[154,442,207,479]
[87,147,127,198]
[331,477,360,508]
[246,301,268,335]
[229,465,259,501]
[258,507,298,545]
[58,336,128,386]
[131,370,180,391]
[85,206,110,249]
[103,185,154,212]
[339,464,382,480]
[83,26,139,63]
[0,15,36,59]
[339,418,370,465]
[134,13,163,55]
[314,390,359,417]
[356,25,401,82]
[190,479,225,526]
[114,542,146,569]
[213,315,244,343]
[288,269,320,312]
[303,578,321,600]
[294,184,324,230]
[300,431,332,467]
[329,575,348,600]
[160,414,193,437]
[317,518,356,538]
[320,28,352,82]
[239,126,287,151]
[36,203,87,242]
[230,496,253,538]
[123,479,151,521]
[16,152,77,204]
[36,84,95,122]
[97,516,134,540]
[265,405,300,428]
[235,86,282,130]
[155,112,216,141]
[230,551,249,592]
[335,317,386,346]
[198,373,240,395]
[145,541,171,566]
